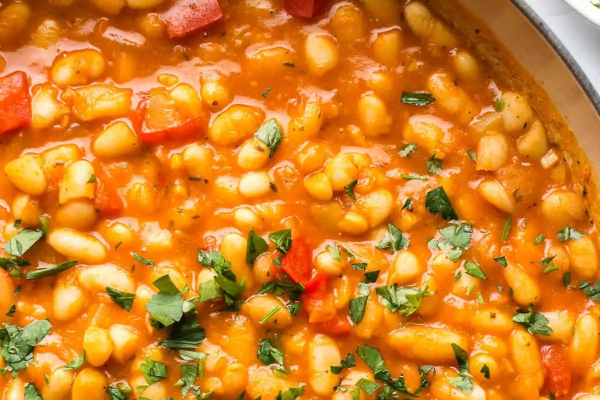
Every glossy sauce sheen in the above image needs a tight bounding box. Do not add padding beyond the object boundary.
[0,1,598,400]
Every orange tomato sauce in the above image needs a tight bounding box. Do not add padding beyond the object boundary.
[0,1,597,400]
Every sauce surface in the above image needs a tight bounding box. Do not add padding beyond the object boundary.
[0,1,597,400]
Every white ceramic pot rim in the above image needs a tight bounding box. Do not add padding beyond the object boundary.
[562,0,600,29]
[509,0,600,113]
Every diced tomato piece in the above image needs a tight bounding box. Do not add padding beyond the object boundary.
[0,71,31,135]
[162,0,224,39]
[281,237,313,283]
[283,0,324,18]
[95,178,123,215]
[133,90,204,143]
[317,314,352,335]
[541,344,571,398]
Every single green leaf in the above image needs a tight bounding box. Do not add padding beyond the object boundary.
[376,223,410,253]
[401,198,414,211]
[540,255,556,266]
[426,187,458,221]
[285,301,302,316]
[179,364,198,397]
[197,279,223,302]
[399,143,417,158]
[557,226,584,243]
[363,270,380,283]
[344,180,358,200]
[257,339,284,366]
[451,343,469,375]
[131,253,155,267]
[401,92,435,106]
[580,281,600,301]
[427,154,443,174]
[394,365,434,396]
[493,98,505,112]
[494,256,508,267]
[197,250,230,269]
[6,229,44,257]
[464,261,487,280]
[146,292,184,327]
[5,304,15,317]
[275,386,304,400]
[327,244,342,263]
[246,229,268,266]
[24,384,42,400]
[330,354,356,374]
[481,364,490,379]
[449,377,473,394]
[160,313,205,349]
[356,379,381,395]
[352,263,367,271]
[262,88,272,98]
[356,345,390,382]
[563,272,571,287]
[87,174,96,184]
[152,275,181,295]
[533,234,545,245]
[542,264,559,274]
[255,119,283,158]
[468,149,477,162]
[64,351,86,371]
[269,230,292,254]
[439,224,473,249]
[140,357,168,385]
[376,285,432,316]
[106,287,135,311]
[349,296,369,325]
[106,386,128,400]
[512,306,553,336]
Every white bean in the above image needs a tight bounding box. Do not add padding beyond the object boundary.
[308,334,341,396]
[78,264,136,293]
[48,229,107,264]
[59,160,96,204]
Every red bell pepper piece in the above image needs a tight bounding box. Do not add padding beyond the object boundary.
[317,314,352,335]
[0,71,31,135]
[302,272,327,292]
[95,177,123,215]
[541,344,571,398]
[283,0,324,18]
[302,273,328,312]
[162,0,224,39]
[281,237,313,283]
[133,91,205,143]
